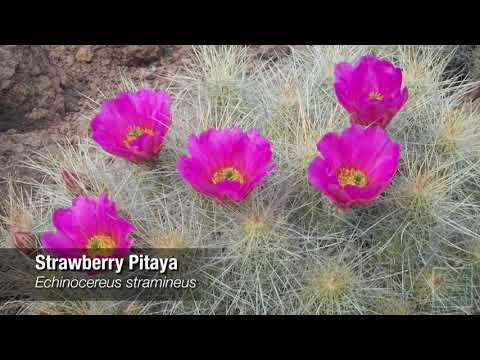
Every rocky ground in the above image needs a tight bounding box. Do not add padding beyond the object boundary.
[0,45,291,192]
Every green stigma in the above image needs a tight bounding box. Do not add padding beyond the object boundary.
[129,127,142,137]
[354,173,365,185]
[124,126,154,144]
[212,167,245,184]
[86,234,116,258]
[337,168,368,187]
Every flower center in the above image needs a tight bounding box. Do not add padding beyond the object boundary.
[86,234,116,258]
[337,168,367,187]
[368,91,384,101]
[124,126,154,144]
[211,167,245,184]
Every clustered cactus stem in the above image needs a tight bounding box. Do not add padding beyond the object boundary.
[1,45,480,315]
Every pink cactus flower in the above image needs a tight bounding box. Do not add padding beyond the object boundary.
[334,54,408,128]
[177,128,276,202]
[307,124,400,208]
[41,193,135,258]
[91,88,172,163]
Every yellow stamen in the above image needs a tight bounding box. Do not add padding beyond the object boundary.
[124,126,154,144]
[211,167,245,184]
[337,168,367,187]
[86,234,116,258]
[368,91,384,101]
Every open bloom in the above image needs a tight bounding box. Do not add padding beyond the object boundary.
[41,193,135,258]
[177,128,276,202]
[334,54,408,128]
[91,88,172,163]
[307,124,400,208]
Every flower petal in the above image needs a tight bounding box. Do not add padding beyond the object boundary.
[178,128,275,202]
[308,124,400,208]
[334,54,408,128]
[90,88,172,163]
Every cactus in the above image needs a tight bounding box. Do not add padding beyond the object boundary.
[2,45,480,315]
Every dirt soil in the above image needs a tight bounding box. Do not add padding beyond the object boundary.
[0,45,291,192]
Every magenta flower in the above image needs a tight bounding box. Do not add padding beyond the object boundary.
[41,193,135,258]
[307,124,400,208]
[91,88,172,163]
[334,54,408,128]
[177,128,276,202]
